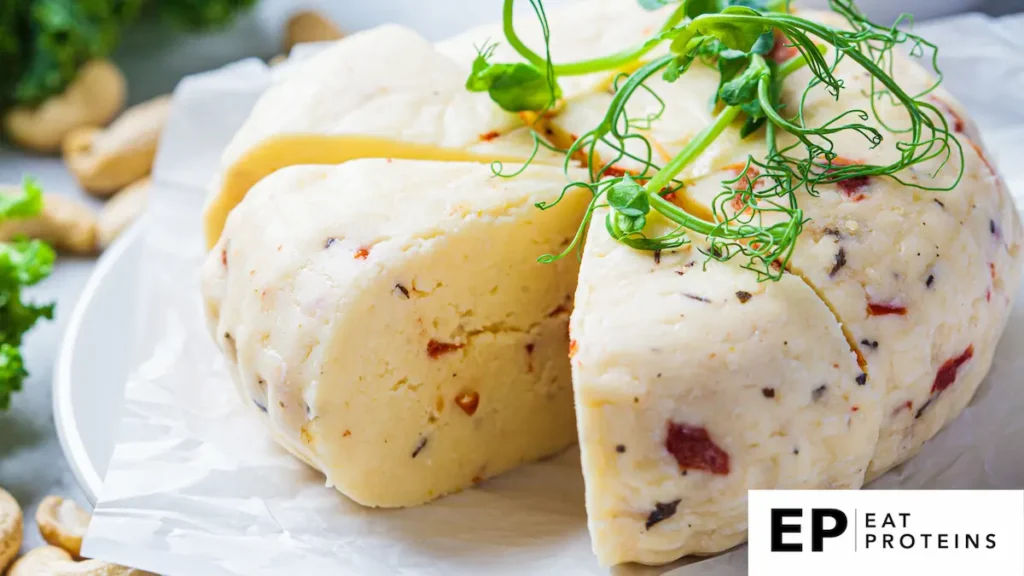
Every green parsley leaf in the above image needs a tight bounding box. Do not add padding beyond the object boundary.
[0,177,44,220]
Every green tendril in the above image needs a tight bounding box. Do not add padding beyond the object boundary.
[472,0,963,281]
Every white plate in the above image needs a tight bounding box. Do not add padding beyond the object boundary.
[54,222,144,504]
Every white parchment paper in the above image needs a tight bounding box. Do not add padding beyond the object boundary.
[82,13,1024,576]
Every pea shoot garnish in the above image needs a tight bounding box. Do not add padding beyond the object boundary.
[467,0,963,280]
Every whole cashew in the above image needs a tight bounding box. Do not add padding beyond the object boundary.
[36,496,91,558]
[0,487,22,573]
[284,10,344,51]
[3,60,126,153]
[8,546,156,576]
[0,188,99,255]
[98,177,149,249]
[63,95,171,197]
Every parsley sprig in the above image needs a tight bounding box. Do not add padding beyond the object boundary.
[468,0,962,280]
[0,178,55,410]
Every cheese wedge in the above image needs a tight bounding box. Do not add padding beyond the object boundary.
[571,213,882,565]
[202,159,589,507]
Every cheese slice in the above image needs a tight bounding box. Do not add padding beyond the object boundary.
[571,212,881,565]
[202,159,590,507]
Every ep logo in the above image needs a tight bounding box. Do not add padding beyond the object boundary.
[770,508,847,552]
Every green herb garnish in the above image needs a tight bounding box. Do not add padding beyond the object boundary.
[469,0,962,280]
[0,178,56,410]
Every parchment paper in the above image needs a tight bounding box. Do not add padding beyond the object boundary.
[81,13,1024,576]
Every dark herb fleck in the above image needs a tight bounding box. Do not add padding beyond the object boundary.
[934,199,945,209]
[793,447,800,455]
[394,284,410,299]
[645,499,681,530]
[616,444,626,453]
[324,237,338,249]
[860,339,879,349]
[253,399,268,413]
[914,398,932,419]
[829,247,847,277]
[736,291,752,304]
[925,274,934,288]
[683,293,711,303]
[856,373,867,386]
[823,227,841,238]
[654,249,662,264]
[811,385,827,402]
[762,387,775,398]
[412,437,428,458]
[990,219,997,235]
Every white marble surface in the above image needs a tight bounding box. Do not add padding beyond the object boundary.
[0,0,1020,560]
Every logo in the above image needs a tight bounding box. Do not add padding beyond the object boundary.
[749,490,1023,576]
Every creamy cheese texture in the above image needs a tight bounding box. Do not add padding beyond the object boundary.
[202,159,589,507]
[200,0,1023,567]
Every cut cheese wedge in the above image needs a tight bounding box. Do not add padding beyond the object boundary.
[202,159,589,507]
[571,212,881,565]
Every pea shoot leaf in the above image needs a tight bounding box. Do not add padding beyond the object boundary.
[607,174,650,217]
[696,6,768,52]
[719,54,768,106]
[466,45,561,112]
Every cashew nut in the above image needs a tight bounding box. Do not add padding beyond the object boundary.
[3,60,126,153]
[63,95,171,197]
[0,188,99,255]
[284,10,344,51]
[98,178,149,249]
[36,496,91,558]
[0,486,22,573]
[8,546,155,576]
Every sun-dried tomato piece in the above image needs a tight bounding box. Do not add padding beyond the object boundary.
[665,422,730,475]
[427,339,463,359]
[568,339,578,359]
[867,301,907,316]
[767,29,799,64]
[479,130,501,142]
[455,391,480,416]
[825,158,870,199]
[354,247,370,260]
[932,345,974,394]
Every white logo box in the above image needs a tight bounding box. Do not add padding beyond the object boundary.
[749,490,1024,575]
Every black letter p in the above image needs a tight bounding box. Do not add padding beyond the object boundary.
[811,508,848,552]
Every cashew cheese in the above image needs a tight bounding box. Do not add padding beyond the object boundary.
[202,159,589,507]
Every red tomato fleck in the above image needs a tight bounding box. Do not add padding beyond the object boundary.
[867,301,907,316]
[568,339,579,359]
[342,430,351,437]
[221,249,228,267]
[969,140,996,174]
[455,391,480,416]
[929,96,966,133]
[665,422,730,475]
[824,158,870,200]
[892,400,913,416]
[427,339,464,359]
[932,345,974,394]
[986,289,992,302]
[479,130,501,142]
[354,247,370,260]
[851,406,860,412]
[767,30,799,64]
[602,165,634,179]
[991,262,997,280]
